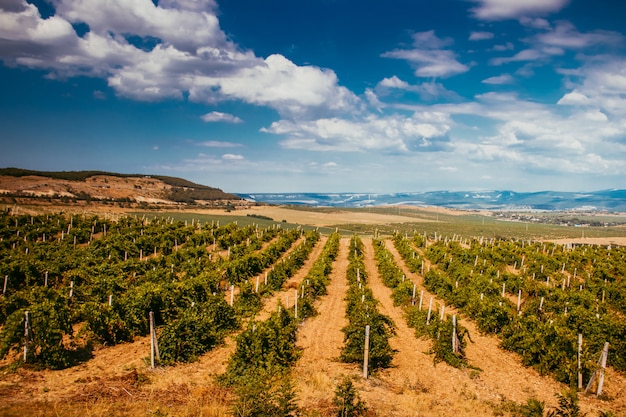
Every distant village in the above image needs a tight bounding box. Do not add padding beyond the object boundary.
[492,211,624,227]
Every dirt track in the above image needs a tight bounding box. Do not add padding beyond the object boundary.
[294,237,354,412]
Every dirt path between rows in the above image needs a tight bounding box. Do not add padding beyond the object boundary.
[383,238,626,416]
[294,237,355,413]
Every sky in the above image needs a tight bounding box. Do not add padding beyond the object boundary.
[1,0,626,193]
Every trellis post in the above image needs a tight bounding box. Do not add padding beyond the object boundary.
[363,325,370,379]
[24,311,32,362]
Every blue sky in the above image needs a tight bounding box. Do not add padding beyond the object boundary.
[1,0,626,193]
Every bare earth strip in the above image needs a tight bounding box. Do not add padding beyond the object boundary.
[294,237,355,413]
[384,238,626,416]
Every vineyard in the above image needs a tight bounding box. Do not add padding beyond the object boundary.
[1,208,626,417]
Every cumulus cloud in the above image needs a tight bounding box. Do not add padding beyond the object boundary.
[222,153,244,160]
[381,30,469,78]
[201,111,243,123]
[557,91,591,106]
[190,54,360,118]
[263,112,453,153]
[453,91,624,173]
[469,0,570,21]
[0,0,358,119]
[558,58,626,117]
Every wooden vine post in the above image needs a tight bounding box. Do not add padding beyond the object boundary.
[585,342,609,397]
[24,311,33,362]
[578,333,583,389]
[426,297,433,325]
[149,311,160,369]
[363,325,370,379]
[452,315,460,354]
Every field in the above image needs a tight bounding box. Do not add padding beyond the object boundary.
[1,203,626,417]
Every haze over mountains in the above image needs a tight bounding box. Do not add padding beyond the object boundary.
[1,168,624,212]
[239,190,626,212]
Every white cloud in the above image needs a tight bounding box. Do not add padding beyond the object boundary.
[490,21,624,71]
[398,87,626,178]
[470,0,570,21]
[482,74,514,84]
[201,111,243,123]
[519,17,551,30]
[53,0,225,52]
[378,75,409,89]
[557,91,590,106]
[191,54,360,118]
[364,88,384,112]
[264,112,453,153]
[558,58,626,117]
[222,153,244,160]
[376,76,459,101]
[469,31,495,41]
[0,0,359,119]
[382,31,469,78]
[492,42,515,51]
[535,21,623,49]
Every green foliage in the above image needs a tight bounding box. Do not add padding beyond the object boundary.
[333,377,368,417]
[513,398,545,417]
[405,306,471,369]
[158,297,238,365]
[546,389,585,417]
[0,212,309,370]
[79,301,129,344]
[0,287,74,369]
[231,372,299,417]
[223,307,300,385]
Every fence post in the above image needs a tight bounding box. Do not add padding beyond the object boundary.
[426,297,433,325]
[24,311,32,362]
[149,311,160,368]
[596,342,609,397]
[363,325,370,379]
[452,315,458,353]
[577,333,583,390]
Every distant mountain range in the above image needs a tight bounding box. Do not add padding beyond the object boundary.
[238,190,626,212]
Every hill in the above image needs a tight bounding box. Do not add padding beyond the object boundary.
[0,168,244,207]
